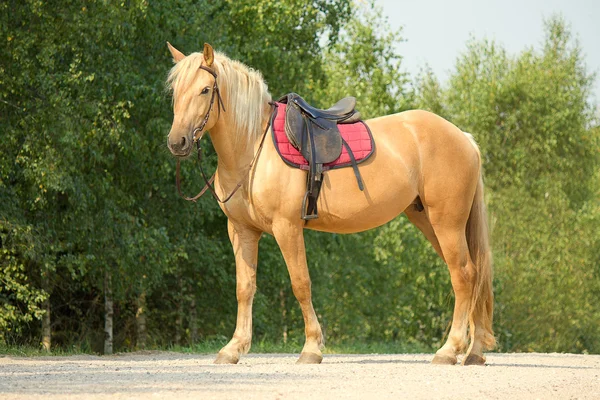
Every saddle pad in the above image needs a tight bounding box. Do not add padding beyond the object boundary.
[271,102,374,170]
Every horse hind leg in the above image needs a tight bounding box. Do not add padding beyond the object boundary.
[405,205,467,365]
[427,193,494,366]
[404,203,444,262]
[429,220,473,365]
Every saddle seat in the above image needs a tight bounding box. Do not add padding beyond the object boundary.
[277,93,365,220]
[291,95,361,122]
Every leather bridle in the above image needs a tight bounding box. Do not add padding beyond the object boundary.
[175,64,273,204]
[191,65,225,142]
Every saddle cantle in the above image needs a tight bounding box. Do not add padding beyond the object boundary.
[275,94,372,220]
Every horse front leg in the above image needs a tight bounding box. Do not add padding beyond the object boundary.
[273,219,324,364]
[215,221,261,364]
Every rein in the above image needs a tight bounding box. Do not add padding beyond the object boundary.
[175,63,274,203]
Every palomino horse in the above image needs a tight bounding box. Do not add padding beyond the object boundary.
[166,43,495,365]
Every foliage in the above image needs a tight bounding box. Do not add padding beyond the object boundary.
[0,0,354,350]
[301,3,443,348]
[490,186,600,353]
[416,16,600,353]
[314,0,412,116]
[1,0,598,356]
[0,221,47,341]
[418,17,598,205]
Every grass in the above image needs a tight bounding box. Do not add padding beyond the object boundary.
[0,344,89,357]
[1,340,432,357]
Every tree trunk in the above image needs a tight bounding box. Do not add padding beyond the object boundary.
[174,298,183,346]
[41,272,51,352]
[280,288,288,344]
[189,285,198,345]
[104,271,113,355]
[135,290,147,350]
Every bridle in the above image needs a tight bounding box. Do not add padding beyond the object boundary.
[175,64,273,203]
[191,65,225,142]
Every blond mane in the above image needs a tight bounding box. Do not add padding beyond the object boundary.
[167,51,272,146]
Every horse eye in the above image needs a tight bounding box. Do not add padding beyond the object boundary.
[200,87,210,95]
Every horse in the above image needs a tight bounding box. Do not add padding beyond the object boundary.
[165,42,495,365]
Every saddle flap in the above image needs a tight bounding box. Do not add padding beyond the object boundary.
[285,102,342,164]
[302,118,342,164]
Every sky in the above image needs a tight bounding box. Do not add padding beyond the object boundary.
[377,0,600,104]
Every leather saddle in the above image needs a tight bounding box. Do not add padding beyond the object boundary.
[278,93,364,220]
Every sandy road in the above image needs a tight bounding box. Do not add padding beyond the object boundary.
[1,352,599,399]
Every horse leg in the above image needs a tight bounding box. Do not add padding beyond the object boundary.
[215,221,261,364]
[405,206,467,365]
[428,211,477,365]
[272,219,323,364]
[431,224,472,364]
[404,207,444,261]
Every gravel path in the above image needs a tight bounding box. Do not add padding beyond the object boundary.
[1,352,599,399]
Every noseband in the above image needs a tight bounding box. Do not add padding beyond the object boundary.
[175,64,274,204]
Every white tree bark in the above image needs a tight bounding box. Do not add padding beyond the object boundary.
[280,288,288,344]
[41,284,51,352]
[189,288,198,345]
[104,272,113,355]
[136,290,147,350]
[175,299,183,346]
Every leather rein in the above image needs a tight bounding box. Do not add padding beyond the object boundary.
[175,65,273,203]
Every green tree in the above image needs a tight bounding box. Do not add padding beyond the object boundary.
[416,16,600,352]
[0,0,356,351]
[315,1,412,116]
[306,3,449,348]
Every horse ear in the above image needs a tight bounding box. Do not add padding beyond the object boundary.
[167,42,185,63]
[203,43,215,67]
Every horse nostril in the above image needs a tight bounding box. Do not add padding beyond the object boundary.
[167,134,190,154]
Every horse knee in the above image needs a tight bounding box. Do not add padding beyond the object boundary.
[291,278,312,302]
[449,267,475,292]
[444,249,476,291]
[236,282,256,302]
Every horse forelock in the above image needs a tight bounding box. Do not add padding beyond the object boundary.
[167,51,272,147]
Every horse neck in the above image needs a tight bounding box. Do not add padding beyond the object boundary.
[208,102,271,181]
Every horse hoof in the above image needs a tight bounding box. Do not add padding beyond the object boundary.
[214,352,239,364]
[296,352,323,364]
[463,354,486,366]
[431,354,457,365]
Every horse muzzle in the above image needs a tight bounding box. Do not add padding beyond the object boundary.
[167,133,193,157]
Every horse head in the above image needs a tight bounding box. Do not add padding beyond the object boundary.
[166,42,222,157]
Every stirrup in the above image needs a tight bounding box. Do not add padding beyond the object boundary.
[301,191,319,220]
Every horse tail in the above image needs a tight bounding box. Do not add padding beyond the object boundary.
[465,160,496,355]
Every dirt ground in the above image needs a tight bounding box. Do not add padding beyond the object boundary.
[1,352,599,399]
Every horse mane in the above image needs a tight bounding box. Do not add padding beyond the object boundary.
[167,51,272,146]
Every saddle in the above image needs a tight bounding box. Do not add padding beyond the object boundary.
[278,93,365,220]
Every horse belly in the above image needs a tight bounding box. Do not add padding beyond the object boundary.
[306,156,417,234]
[303,115,423,233]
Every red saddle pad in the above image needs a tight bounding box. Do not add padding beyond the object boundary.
[271,102,374,170]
